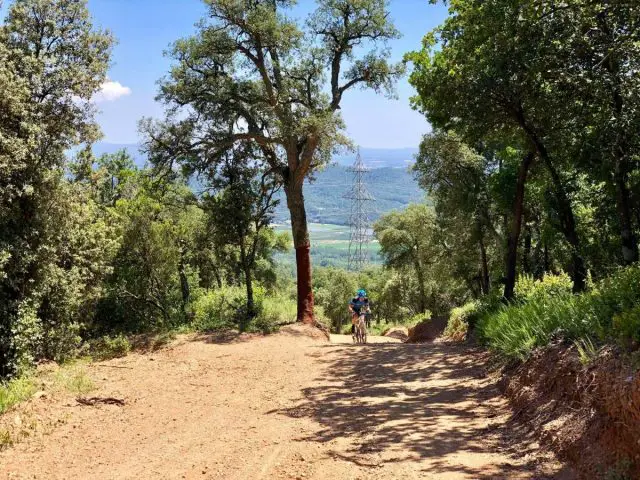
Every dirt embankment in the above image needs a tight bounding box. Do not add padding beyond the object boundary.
[500,344,640,479]
[406,316,448,343]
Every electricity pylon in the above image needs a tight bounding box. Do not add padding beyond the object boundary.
[343,150,375,271]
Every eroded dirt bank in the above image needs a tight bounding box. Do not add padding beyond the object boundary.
[500,344,640,479]
[1,328,570,479]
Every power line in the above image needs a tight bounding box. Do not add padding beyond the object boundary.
[343,149,375,271]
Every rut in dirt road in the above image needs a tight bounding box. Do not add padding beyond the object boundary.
[0,328,570,479]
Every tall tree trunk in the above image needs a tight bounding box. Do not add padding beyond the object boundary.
[413,257,427,313]
[178,243,190,314]
[244,264,255,328]
[239,242,255,333]
[516,111,586,292]
[522,224,532,274]
[544,242,551,273]
[284,180,314,324]
[504,153,534,300]
[539,154,587,292]
[544,241,551,273]
[478,227,490,295]
[599,14,639,265]
[212,267,223,289]
[614,165,638,264]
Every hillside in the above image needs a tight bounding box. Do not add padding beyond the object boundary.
[274,164,426,225]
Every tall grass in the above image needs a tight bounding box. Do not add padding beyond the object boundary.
[0,377,36,415]
[477,266,640,360]
[0,360,96,416]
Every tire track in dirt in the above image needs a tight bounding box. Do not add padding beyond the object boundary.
[1,327,571,479]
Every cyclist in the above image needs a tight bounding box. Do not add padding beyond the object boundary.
[348,289,370,335]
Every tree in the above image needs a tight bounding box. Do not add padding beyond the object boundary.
[142,0,404,324]
[561,1,640,264]
[374,204,440,313]
[202,146,283,327]
[95,166,204,333]
[407,0,590,294]
[414,132,501,296]
[0,0,112,376]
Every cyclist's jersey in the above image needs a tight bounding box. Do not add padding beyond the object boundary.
[349,297,369,315]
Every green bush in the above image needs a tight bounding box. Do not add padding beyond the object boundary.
[445,291,502,341]
[0,376,36,415]
[478,266,640,360]
[191,286,299,334]
[256,293,296,326]
[515,272,573,302]
[612,305,640,349]
[245,292,297,334]
[445,301,478,340]
[191,286,247,331]
[87,335,131,361]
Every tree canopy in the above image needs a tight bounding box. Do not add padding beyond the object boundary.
[142,0,404,323]
[407,0,640,300]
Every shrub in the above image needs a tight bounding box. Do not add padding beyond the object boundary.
[246,292,295,334]
[445,301,478,341]
[87,335,131,361]
[407,311,432,325]
[478,265,640,360]
[515,272,573,302]
[0,376,36,415]
[191,285,299,334]
[445,291,502,341]
[611,305,640,349]
[257,293,297,325]
[190,286,247,331]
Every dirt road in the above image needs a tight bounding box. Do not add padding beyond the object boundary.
[1,327,570,479]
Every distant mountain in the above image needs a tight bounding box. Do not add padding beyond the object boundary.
[92,143,427,225]
[274,165,427,225]
[92,143,419,170]
[334,147,418,168]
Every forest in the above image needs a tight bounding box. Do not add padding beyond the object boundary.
[1,0,639,373]
[1,0,640,477]
[0,0,432,378]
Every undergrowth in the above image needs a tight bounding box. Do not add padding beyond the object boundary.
[0,376,36,415]
[85,334,131,361]
[477,266,640,360]
[52,363,95,395]
[190,286,298,334]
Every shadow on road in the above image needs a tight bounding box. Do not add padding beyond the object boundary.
[270,341,571,479]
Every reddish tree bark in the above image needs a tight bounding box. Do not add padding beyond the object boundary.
[285,180,315,324]
[295,245,314,324]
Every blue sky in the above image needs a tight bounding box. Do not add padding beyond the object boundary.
[6,0,450,149]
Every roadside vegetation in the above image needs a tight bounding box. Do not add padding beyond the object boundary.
[477,267,640,360]
[402,0,640,363]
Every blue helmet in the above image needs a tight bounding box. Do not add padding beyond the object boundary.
[356,289,367,297]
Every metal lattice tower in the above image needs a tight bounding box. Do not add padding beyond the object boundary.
[343,150,375,271]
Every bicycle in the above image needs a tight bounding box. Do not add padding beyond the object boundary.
[352,313,368,344]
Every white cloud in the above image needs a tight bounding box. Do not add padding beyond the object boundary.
[93,80,131,103]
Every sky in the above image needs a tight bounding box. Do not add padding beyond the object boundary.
[5,0,451,149]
